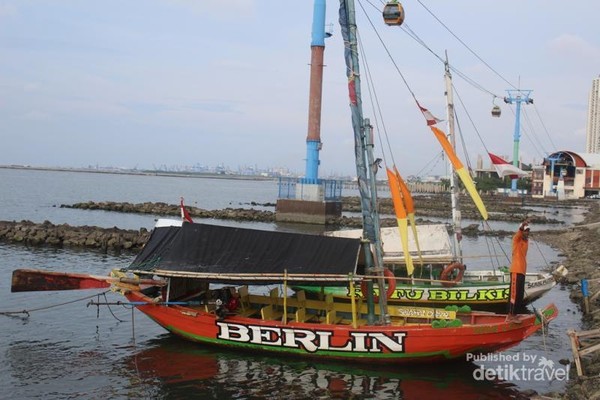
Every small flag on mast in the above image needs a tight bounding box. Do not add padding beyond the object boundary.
[416,101,443,126]
[180,197,194,223]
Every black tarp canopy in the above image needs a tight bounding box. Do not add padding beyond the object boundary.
[126,223,362,284]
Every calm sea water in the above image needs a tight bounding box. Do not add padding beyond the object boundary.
[0,168,582,399]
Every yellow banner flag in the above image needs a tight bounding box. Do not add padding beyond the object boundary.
[430,126,488,220]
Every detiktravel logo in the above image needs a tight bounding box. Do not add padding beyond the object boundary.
[466,352,570,382]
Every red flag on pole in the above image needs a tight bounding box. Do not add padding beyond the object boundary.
[180,197,193,223]
[488,153,529,179]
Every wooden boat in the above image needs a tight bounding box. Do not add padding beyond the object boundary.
[11,218,558,363]
[122,286,557,363]
[295,226,567,309]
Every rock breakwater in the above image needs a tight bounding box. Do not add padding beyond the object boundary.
[61,201,276,223]
[0,220,150,252]
[63,197,567,225]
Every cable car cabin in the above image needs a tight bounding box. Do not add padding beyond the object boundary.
[383,2,405,26]
[491,105,501,117]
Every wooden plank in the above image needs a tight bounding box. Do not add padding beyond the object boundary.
[576,328,600,338]
[568,329,584,377]
[579,342,600,357]
[11,269,165,292]
[260,304,283,321]
[237,285,259,317]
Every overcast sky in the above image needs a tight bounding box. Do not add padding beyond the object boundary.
[1,1,599,177]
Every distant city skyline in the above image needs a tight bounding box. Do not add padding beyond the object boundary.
[1,1,599,176]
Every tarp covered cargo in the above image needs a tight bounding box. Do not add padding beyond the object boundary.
[127,222,362,284]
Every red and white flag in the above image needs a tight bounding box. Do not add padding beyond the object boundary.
[416,101,443,126]
[488,153,528,179]
[180,197,194,223]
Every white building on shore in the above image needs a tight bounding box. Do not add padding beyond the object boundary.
[586,76,600,154]
[531,151,600,199]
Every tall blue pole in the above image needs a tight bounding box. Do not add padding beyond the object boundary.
[304,0,327,184]
[504,90,533,193]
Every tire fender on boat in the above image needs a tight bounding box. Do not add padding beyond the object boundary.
[360,268,396,302]
[440,262,465,287]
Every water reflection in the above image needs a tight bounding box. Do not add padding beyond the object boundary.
[125,336,524,400]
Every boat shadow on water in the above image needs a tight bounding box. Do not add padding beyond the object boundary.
[125,335,526,400]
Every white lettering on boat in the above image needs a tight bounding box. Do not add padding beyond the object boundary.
[216,322,406,353]
[526,277,554,289]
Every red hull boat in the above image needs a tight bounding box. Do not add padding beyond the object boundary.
[123,285,557,364]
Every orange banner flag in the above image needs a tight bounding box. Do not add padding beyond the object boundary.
[386,168,414,275]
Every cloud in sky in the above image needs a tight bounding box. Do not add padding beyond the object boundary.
[547,34,600,63]
[0,0,599,176]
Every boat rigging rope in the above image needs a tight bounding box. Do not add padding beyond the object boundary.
[522,108,547,156]
[533,103,557,150]
[356,0,419,107]
[505,105,548,161]
[532,306,550,355]
[88,291,127,323]
[414,152,445,179]
[480,220,509,270]
[532,239,551,269]
[358,0,499,183]
[412,0,518,91]
[363,0,555,159]
[0,290,112,318]
[453,84,491,157]
[364,0,503,99]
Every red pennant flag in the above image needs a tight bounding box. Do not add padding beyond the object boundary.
[416,101,442,126]
[180,197,194,223]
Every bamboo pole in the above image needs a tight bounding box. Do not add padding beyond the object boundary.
[283,270,288,323]
[350,274,357,329]
[134,270,361,283]
[131,269,472,287]
[567,329,583,377]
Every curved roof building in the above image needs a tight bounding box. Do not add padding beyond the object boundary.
[535,151,600,199]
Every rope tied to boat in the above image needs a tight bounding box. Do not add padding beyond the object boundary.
[532,239,551,269]
[533,305,550,355]
[87,292,127,323]
[0,290,111,318]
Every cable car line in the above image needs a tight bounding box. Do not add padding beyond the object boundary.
[413,0,519,91]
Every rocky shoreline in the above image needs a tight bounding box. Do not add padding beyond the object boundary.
[535,201,600,400]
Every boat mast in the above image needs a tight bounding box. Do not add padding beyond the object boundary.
[339,0,389,325]
[444,54,463,262]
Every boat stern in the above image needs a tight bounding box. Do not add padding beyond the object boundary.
[552,264,568,281]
